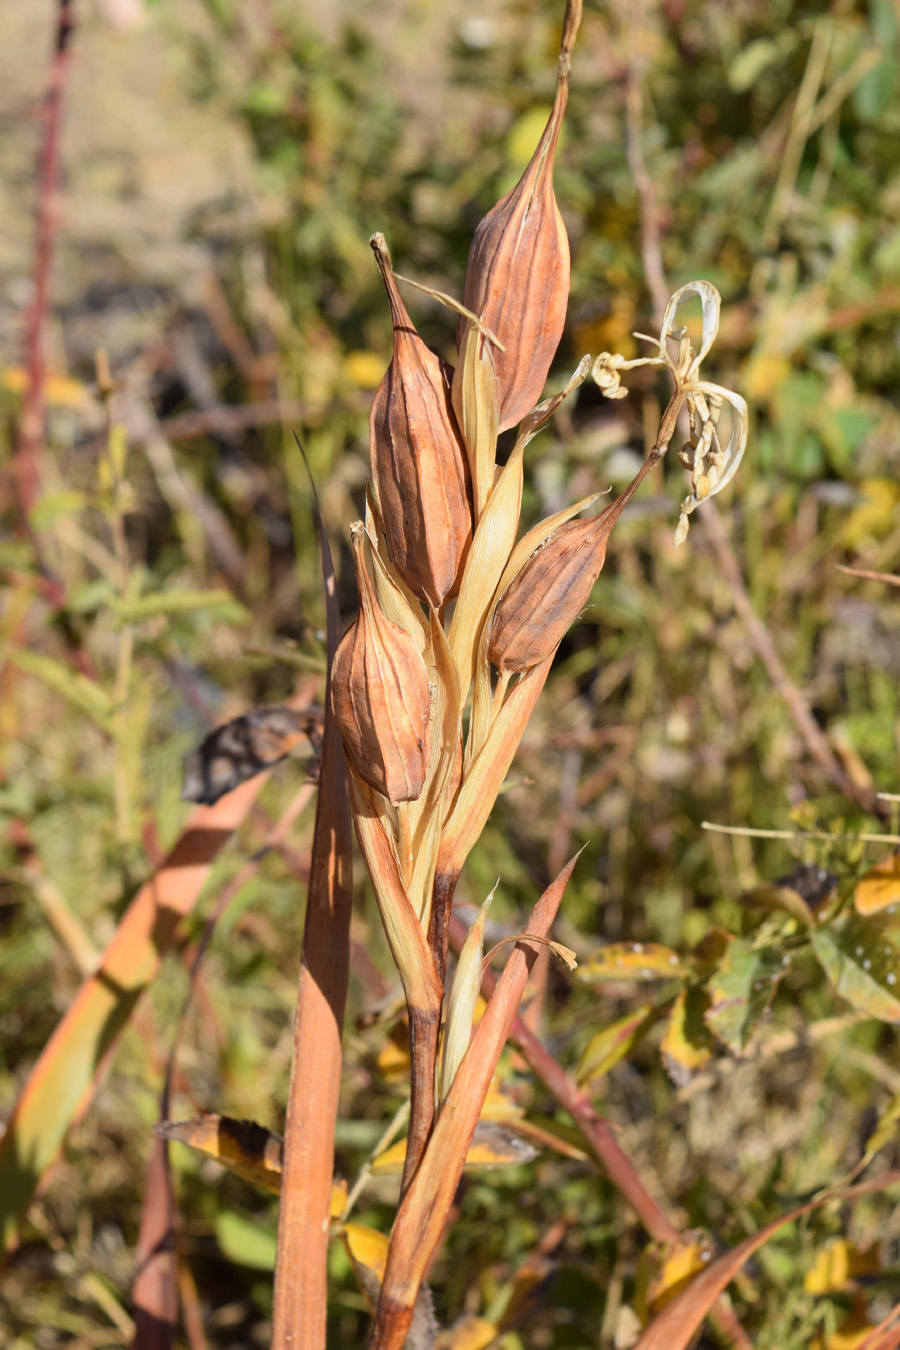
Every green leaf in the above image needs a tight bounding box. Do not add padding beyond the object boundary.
[864,1087,900,1158]
[0,540,35,571]
[215,1209,277,1270]
[660,987,714,1087]
[853,57,896,121]
[812,914,900,1023]
[28,491,87,530]
[578,942,685,984]
[576,1003,664,1087]
[727,39,779,93]
[705,939,789,1054]
[68,579,117,615]
[108,588,248,624]
[6,649,112,728]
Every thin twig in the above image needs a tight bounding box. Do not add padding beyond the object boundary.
[703,821,900,845]
[701,506,886,820]
[838,564,900,587]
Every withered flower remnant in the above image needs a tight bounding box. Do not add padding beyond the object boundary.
[369,234,472,608]
[331,524,432,805]
[591,280,747,546]
[459,0,582,433]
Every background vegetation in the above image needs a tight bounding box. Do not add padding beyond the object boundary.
[3,0,900,1345]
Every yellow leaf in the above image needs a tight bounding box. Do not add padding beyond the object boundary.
[804,1240,879,1295]
[342,1222,389,1284]
[446,1315,498,1350]
[742,351,790,403]
[376,1031,411,1085]
[644,1231,712,1312]
[659,988,713,1086]
[840,478,900,549]
[1,365,91,408]
[855,850,900,916]
[811,1302,877,1350]
[344,349,386,390]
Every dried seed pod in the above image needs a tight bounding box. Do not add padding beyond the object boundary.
[369,234,472,608]
[332,524,432,804]
[459,1,582,433]
[488,451,659,672]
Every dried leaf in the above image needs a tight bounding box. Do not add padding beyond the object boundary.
[441,889,495,1098]
[855,851,900,917]
[182,704,320,805]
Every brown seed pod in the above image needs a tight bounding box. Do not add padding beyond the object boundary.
[369,234,472,608]
[488,450,659,673]
[459,1,582,433]
[332,525,432,804]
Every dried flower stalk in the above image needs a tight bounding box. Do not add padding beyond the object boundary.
[320,3,746,1343]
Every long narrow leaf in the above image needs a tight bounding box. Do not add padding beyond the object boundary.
[0,774,267,1255]
[633,1171,900,1350]
[369,855,580,1350]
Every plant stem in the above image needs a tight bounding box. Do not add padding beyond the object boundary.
[15,0,74,522]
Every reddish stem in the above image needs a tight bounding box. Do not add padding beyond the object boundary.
[15,0,75,521]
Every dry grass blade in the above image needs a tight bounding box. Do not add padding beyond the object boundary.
[369,855,580,1350]
[0,774,267,1256]
[632,1172,900,1350]
[272,442,354,1350]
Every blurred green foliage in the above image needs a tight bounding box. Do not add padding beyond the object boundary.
[4,0,900,1346]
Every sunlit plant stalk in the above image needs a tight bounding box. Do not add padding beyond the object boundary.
[322,2,745,1343]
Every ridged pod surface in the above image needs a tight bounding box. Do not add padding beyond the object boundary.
[488,451,659,672]
[458,1,582,433]
[370,234,472,608]
[332,526,432,804]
